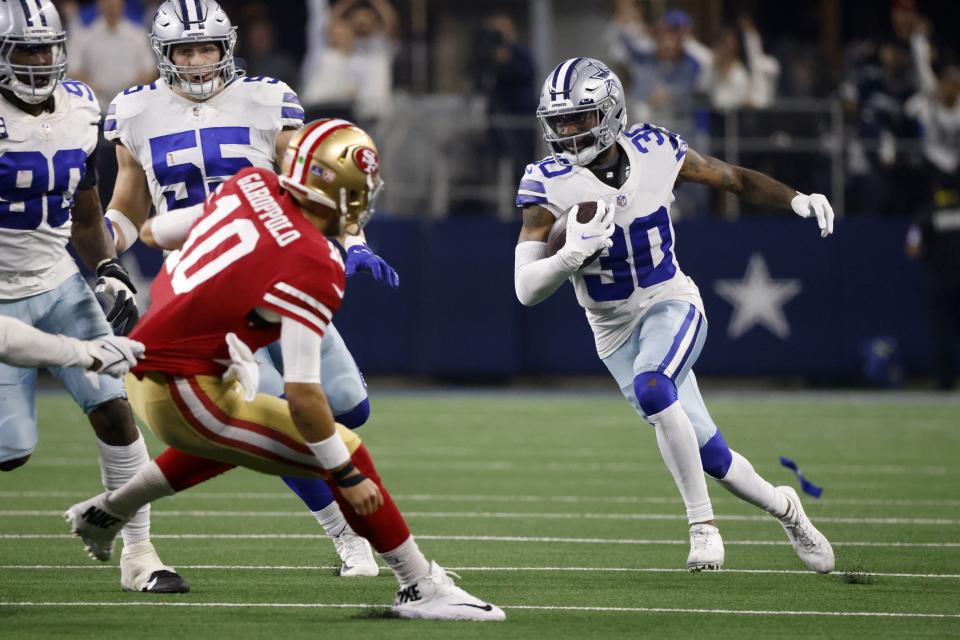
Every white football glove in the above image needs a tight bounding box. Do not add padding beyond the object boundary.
[791,192,834,238]
[222,332,259,402]
[81,336,144,390]
[556,200,616,272]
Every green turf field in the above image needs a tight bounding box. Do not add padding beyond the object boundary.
[1,391,959,639]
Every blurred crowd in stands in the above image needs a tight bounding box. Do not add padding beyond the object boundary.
[55,0,959,218]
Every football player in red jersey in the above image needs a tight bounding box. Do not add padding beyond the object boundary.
[64,120,504,621]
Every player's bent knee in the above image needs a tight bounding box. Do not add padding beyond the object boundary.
[700,430,732,479]
[0,454,31,472]
[335,398,370,429]
[88,398,138,445]
[633,372,678,416]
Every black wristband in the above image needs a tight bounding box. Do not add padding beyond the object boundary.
[337,472,368,488]
[332,462,355,482]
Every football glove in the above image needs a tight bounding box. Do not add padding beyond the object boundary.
[222,332,259,402]
[556,200,615,273]
[345,244,400,289]
[86,335,145,377]
[791,192,835,238]
[94,259,139,335]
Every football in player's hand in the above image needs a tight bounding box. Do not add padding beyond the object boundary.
[547,201,602,268]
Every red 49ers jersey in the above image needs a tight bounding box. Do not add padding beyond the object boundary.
[132,167,345,377]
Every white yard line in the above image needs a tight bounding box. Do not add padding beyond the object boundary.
[2,509,956,525]
[2,491,957,509]
[16,459,954,476]
[0,600,957,618]
[2,564,958,579]
[2,533,959,548]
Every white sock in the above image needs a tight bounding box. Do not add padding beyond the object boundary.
[311,502,353,538]
[104,461,175,519]
[716,450,789,518]
[97,434,155,545]
[650,402,715,524]
[380,536,431,587]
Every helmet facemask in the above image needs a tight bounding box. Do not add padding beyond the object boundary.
[154,33,237,100]
[539,96,617,166]
[0,33,67,104]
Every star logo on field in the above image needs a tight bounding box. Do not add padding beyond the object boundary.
[713,253,802,340]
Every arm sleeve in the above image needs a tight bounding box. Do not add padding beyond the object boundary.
[149,203,205,249]
[280,315,322,384]
[514,240,574,306]
[0,317,92,369]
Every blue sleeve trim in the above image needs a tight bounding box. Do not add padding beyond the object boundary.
[516,195,548,207]
[103,118,117,132]
[519,179,546,194]
[282,92,302,106]
[281,106,305,120]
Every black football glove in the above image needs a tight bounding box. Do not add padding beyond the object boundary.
[94,258,139,336]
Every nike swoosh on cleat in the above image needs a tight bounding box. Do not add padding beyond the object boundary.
[454,603,494,611]
[143,577,159,591]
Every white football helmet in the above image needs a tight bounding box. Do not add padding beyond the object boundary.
[150,0,239,100]
[0,0,66,104]
[537,57,627,166]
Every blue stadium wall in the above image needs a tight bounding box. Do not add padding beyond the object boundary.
[120,217,931,381]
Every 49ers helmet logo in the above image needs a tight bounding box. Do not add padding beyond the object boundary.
[353,147,379,175]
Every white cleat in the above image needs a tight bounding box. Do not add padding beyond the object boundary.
[392,561,505,621]
[687,523,724,572]
[63,492,128,562]
[332,530,379,577]
[777,485,835,574]
[120,541,190,593]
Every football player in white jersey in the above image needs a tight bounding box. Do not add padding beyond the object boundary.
[101,0,392,577]
[0,0,187,593]
[514,57,836,574]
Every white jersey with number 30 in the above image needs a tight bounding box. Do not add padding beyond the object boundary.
[516,123,703,358]
[104,76,303,216]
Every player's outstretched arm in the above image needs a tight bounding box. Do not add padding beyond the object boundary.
[140,203,204,250]
[677,147,834,236]
[0,316,143,375]
[105,143,153,252]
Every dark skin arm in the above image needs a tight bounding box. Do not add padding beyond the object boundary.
[516,204,555,244]
[676,147,797,210]
[69,186,117,271]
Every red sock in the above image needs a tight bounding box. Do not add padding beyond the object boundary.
[154,447,236,492]
[332,444,411,553]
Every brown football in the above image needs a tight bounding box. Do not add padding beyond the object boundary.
[546,201,602,268]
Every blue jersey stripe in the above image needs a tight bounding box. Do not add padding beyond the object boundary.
[103,118,117,132]
[518,179,546,194]
[282,92,301,106]
[516,194,547,207]
[281,106,305,120]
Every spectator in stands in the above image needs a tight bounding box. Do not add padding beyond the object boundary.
[611,9,707,132]
[238,4,300,85]
[906,177,960,390]
[68,0,156,111]
[301,0,396,125]
[468,13,537,179]
[841,13,922,214]
[905,19,960,190]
